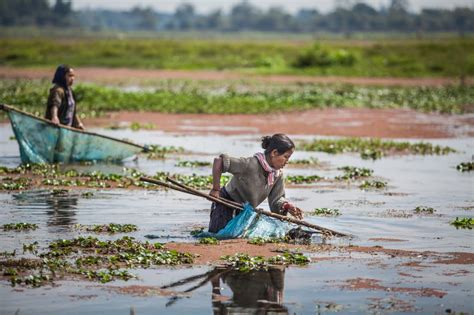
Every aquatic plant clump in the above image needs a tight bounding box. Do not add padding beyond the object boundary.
[0,235,194,287]
[456,162,474,172]
[285,175,322,184]
[1,79,472,119]
[198,237,219,245]
[176,160,212,168]
[145,144,185,159]
[299,138,456,159]
[414,206,436,214]
[74,223,138,234]
[154,172,231,190]
[311,208,341,216]
[222,252,310,272]
[336,166,373,180]
[3,223,38,231]
[359,180,387,190]
[450,217,474,229]
[288,157,319,166]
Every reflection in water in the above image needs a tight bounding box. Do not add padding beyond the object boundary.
[161,266,287,314]
[13,190,78,227]
[45,196,77,226]
[212,267,287,314]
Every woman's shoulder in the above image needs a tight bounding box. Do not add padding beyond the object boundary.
[50,85,65,95]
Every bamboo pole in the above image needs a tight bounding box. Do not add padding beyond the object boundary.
[140,176,349,237]
[0,103,145,150]
[140,176,242,210]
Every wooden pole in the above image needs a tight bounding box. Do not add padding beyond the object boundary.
[0,103,146,151]
[140,176,242,210]
[140,176,349,237]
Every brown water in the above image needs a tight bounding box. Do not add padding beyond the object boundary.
[0,124,473,314]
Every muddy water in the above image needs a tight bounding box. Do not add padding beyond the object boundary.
[0,123,473,314]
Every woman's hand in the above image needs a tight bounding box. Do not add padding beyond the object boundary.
[288,206,304,220]
[283,202,303,220]
[209,188,220,198]
[77,123,85,130]
[51,116,60,125]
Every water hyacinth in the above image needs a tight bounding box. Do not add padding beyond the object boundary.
[3,223,38,231]
[299,137,456,159]
[450,217,474,229]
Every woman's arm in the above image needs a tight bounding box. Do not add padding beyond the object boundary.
[50,106,60,125]
[268,176,303,219]
[210,157,223,198]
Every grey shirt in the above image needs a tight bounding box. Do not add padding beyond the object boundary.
[220,154,287,214]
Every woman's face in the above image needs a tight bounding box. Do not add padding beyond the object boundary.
[65,69,75,87]
[269,148,294,170]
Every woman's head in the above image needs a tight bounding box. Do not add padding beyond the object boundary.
[261,134,295,169]
[52,64,75,88]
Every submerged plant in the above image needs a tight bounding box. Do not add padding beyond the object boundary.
[311,208,341,216]
[450,217,474,229]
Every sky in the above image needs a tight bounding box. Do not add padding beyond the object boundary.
[70,0,474,14]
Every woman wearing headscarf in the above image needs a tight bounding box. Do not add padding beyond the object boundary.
[208,133,303,233]
[45,64,84,129]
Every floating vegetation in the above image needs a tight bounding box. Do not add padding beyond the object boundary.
[450,217,474,229]
[190,227,205,236]
[289,157,319,166]
[1,177,31,190]
[221,254,269,272]
[267,251,310,265]
[414,206,436,214]
[154,172,230,190]
[0,236,194,287]
[145,144,184,159]
[80,269,135,283]
[299,138,456,159]
[0,164,152,190]
[198,237,219,245]
[247,237,288,245]
[23,242,38,254]
[74,223,138,234]
[3,223,38,231]
[222,252,310,272]
[130,122,156,131]
[176,160,212,168]
[286,175,321,184]
[359,180,387,190]
[311,208,341,216]
[81,191,94,198]
[456,162,474,172]
[1,78,472,117]
[336,166,373,180]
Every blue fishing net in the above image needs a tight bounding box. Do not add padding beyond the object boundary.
[7,110,142,164]
[200,203,295,239]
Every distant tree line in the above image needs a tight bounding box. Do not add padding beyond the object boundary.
[1,0,473,34]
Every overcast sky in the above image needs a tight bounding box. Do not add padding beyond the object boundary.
[70,0,474,14]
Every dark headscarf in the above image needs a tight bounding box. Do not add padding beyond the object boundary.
[52,64,72,89]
